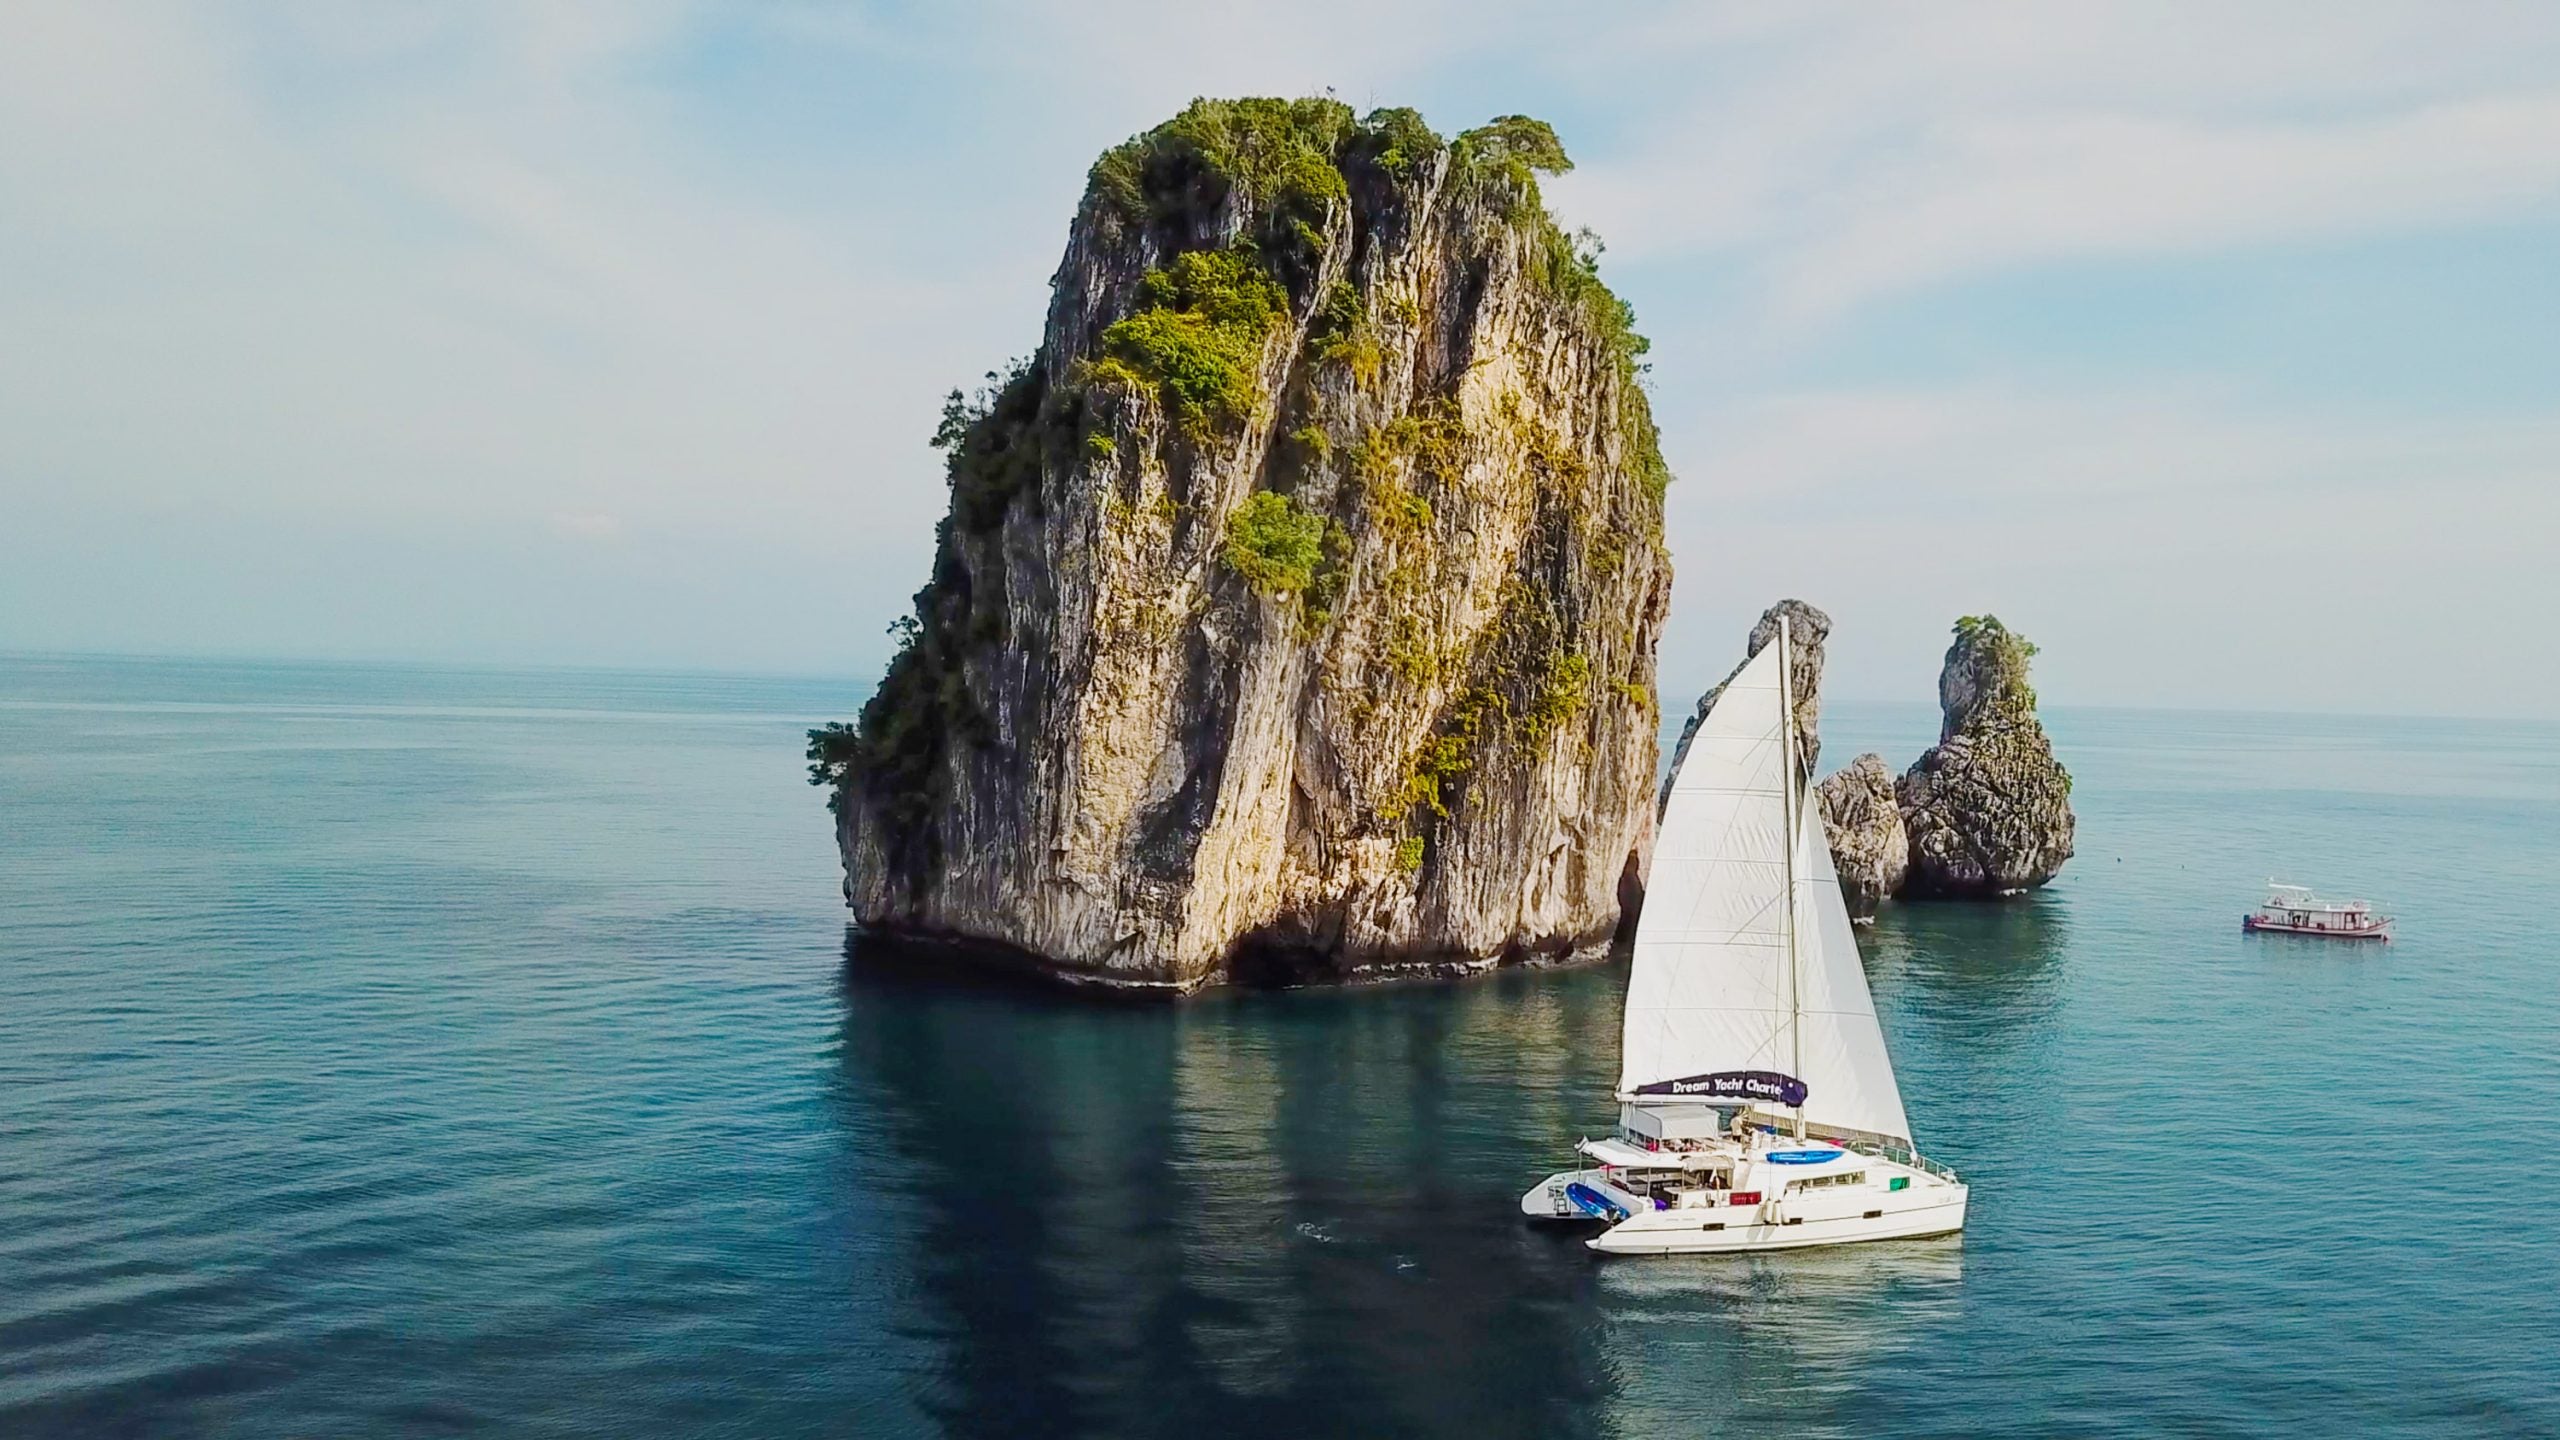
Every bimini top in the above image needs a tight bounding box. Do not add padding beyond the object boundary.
[1616,639,1915,1150]
[1578,1136,1703,1169]
[2263,880,2374,913]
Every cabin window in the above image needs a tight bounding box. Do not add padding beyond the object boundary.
[1888,1176,1909,1192]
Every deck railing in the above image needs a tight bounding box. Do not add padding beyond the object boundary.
[1842,1138,1961,1180]
[1731,1111,1963,1180]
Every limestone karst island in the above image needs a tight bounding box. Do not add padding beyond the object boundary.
[809,98,2073,992]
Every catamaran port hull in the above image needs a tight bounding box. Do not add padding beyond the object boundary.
[1586,1192,1967,1256]
[1521,1169,1637,1222]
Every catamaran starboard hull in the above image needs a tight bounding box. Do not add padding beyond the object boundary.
[1586,1190,1966,1256]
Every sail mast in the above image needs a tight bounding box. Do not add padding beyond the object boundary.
[1777,616,1806,1140]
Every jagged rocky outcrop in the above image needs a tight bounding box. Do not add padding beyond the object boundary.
[1816,754,1908,920]
[1897,616,2075,896]
[1664,599,1828,810]
[1666,600,1908,920]
[1667,601,2072,914]
[810,100,1672,990]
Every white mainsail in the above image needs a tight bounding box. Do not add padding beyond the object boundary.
[1616,638,1914,1148]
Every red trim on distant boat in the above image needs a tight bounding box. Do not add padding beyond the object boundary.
[2241,914,2391,939]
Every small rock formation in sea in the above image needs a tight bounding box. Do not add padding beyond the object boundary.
[1816,754,1909,921]
[809,100,1672,990]
[1896,616,2076,896]
[1664,598,1829,811]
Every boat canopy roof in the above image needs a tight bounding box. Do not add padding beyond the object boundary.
[2265,880,2373,910]
[1621,1102,1731,1141]
[1579,1136,1721,1170]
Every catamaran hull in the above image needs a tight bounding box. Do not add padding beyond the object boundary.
[1587,1183,1966,1250]
[1588,1190,1967,1256]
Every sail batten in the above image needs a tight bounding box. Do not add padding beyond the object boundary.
[1616,640,1915,1148]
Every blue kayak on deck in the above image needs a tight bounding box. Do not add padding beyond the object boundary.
[1564,1182,1629,1222]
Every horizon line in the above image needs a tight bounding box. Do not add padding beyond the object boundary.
[6,645,2554,727]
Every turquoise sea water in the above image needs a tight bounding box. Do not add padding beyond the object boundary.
[3,654,2556,1437]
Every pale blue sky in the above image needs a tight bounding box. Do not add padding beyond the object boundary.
[5,2,2557,715]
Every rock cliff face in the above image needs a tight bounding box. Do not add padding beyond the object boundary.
[1816,754,1909,920]
[1664,599,1828,811]
[1897,616,2075,896]
[811,101,1671,990]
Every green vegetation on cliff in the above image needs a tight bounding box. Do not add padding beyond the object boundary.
[932,361,1051,532]
[1088,96,1353,294]
[1086,248,1286,439]
[1953,614,2042,709]
[1221,490,1325,595]
[806,559,985,864]
[1083,98,1652,385]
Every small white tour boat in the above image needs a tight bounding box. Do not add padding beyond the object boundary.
[1520,620,1967,1255]
[2243,882,2392,940]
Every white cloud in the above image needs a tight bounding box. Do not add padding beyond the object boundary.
[1769,95,2560,320]
[1656,382,2560,714]
[1562,3,2560,318]
[1684,384,2560,517]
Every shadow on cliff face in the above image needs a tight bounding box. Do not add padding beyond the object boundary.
[837,923,1178,1004]
[1612,846,1646,949]
[1219,930,1616,991]
[840,917,1633,1000]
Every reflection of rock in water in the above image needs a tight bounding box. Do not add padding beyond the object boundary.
[836,929,1179,1437]
[1595,1241,1965,1435]
[835,930,1635,1439]
[1167,997,1296,1397]
[1857,892,2072,1166]
[1862,890,2071,1024]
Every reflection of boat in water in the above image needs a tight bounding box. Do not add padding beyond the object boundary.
[1591,1231,1965,1303]
[2244,881,2392,940]
[1588,1233,1965,1433]
[1520,621,1968,1255]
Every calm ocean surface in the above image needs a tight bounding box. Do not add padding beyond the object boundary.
[4,654,2556,1438]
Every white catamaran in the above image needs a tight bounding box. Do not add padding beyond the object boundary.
[1521,620,1968,1254]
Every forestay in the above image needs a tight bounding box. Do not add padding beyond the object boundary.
[1616,641,1914,1148]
